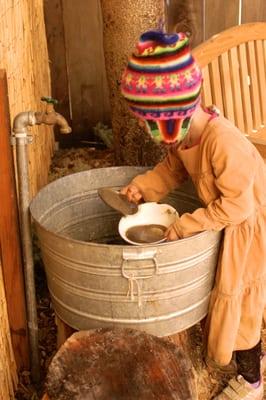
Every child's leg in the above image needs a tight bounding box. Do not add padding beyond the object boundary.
[235,341,261,384]
[213,342,263,399]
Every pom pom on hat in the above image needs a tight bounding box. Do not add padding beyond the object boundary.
[121,30,202,122]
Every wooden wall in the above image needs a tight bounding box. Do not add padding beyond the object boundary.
[44,0,110,142]
[44,0,266,161]
[0,0,53,197]
[167,0,266,48]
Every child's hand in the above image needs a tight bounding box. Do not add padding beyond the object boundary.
[120,184,143,204]
[164,223,181,241]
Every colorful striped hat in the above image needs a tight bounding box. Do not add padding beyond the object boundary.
[121,30,203,143]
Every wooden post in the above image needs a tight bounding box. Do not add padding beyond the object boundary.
[101,0,166,166]
[0,70,29,370]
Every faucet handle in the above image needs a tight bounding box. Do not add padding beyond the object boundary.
[41,96,58,106]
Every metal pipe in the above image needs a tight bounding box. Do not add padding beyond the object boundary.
[13,111,40,382]
[12,106,71,383]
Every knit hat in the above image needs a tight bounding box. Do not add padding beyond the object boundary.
[121,30,203,143]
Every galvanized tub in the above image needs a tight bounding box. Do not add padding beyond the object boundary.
[30,167,222,337]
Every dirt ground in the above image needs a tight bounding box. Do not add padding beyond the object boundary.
[15,145,266,399]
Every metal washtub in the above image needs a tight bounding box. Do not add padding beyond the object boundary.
[30,167,222,337]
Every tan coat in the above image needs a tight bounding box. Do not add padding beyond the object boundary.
[132,116,266,365]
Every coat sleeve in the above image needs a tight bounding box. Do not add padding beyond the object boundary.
[132,146,189,202]
[172,133,257,238]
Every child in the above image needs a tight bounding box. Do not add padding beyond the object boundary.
[120,30,266,399]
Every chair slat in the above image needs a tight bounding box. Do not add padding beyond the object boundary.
[255,40,266,125]
[238,43,253,134]
[201,66,213,106]
[247,41,261,130]
[209,59,224,115]
[229,47,245,132]
[219,52,235,124]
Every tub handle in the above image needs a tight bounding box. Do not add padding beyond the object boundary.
[121,248,158,307]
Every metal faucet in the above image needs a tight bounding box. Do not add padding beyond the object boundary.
[35,96,72,134]
[13,96,72,136]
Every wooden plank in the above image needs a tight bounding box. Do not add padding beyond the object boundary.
[241,0,266,23]
[43,0,71,124]
[0,254,18,399]
[246,41,261,130]
[201,66,213,106]
[62,0,110,136]
[255,40,266,125]
[209,59,224,115]
[166,0,204,48]
[204,0,239,40]
[219,52,235,124]
[238,43,253,134]
[229,47,245,132]
[0,70,29,370]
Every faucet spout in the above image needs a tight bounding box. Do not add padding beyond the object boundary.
[35,110,72,134]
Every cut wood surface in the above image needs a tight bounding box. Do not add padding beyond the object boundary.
[45,328,197,400]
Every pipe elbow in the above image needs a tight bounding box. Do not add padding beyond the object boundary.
[13,111,36,134]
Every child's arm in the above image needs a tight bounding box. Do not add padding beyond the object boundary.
[170,133,257,238]
[131,146,188,202]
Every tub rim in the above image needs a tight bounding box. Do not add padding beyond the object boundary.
[30,166,220,249]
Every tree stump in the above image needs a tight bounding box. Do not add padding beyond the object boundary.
[44,328,197,400]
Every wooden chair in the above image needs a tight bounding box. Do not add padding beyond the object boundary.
[192,22,266,157]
